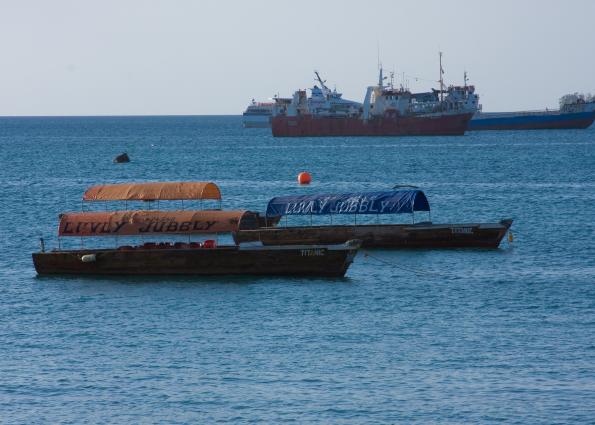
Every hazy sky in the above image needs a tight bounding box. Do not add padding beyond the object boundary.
[1,0,593,115]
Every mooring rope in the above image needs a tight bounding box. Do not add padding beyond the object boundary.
[360,228,515,278]
[361,250,447,277]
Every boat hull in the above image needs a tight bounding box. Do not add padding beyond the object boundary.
[469,111,595,130]
[32,243,359,277]
[234,220,513,249]
[271,113,473,137]
[242,114,272,128]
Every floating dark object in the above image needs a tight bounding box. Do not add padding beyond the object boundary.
[113,152,130,163]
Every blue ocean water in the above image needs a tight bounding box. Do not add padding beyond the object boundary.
[1,116,594,423]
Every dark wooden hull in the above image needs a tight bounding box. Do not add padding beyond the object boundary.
[234,220,513,249]
[32,243,359,277]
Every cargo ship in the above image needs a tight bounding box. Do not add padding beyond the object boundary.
[408,75,595,131]
[271,56,474,137]
[469,93,595,131]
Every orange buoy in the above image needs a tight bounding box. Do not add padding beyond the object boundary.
[297,171,312,185]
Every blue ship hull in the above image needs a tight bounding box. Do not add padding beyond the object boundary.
[469,111,594,131]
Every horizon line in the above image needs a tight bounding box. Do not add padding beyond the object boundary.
[0,114,244,118]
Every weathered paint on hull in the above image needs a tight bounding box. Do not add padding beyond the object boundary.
[469,111,595,130]
[272,113,473,137]
[32,245,359,277]
[235,220,513,249]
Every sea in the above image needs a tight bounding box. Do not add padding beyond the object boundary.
[1,116,594,424]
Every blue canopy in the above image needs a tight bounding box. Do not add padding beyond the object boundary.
[266,190,430,217]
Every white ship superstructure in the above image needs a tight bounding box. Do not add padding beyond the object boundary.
[306,71,362,116]
[242,99,274,128]
[243,72,362,127]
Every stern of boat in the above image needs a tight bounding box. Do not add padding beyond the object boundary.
[336,239,362,272]
[500,218,513,229]
[497,218,514,246]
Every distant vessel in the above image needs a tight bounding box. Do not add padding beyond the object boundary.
[271,54,473,137]
[242,99,274,128]
[410,71,480,115]
[469,93,595,130]
[242,71,361,129]
[302,71,363,116]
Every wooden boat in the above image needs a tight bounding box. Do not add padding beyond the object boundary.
[32,241,360,277]
[234,190,513,249]
[235,220,512,249]
[32,182,361,277]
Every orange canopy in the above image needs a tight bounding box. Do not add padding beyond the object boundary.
[58,210,256,236]
[82,182,221,201]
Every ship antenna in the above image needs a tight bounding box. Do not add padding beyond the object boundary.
[439,51,444,106]
[464,70,468,88]
[376,43,387,88]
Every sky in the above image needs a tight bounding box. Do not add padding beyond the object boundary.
[1,0,593,115]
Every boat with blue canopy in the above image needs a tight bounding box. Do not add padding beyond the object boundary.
[265,190,430,217]
[234,189,512,249]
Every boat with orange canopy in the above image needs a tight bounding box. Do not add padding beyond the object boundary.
[80,181,280,227]
[32,182,359,277]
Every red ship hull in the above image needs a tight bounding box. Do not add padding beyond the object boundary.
[272,113,473,137]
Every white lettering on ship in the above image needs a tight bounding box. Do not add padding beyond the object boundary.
[451,227,473,234]
[301,249,325,257]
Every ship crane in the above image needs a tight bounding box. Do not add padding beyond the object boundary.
[314,70,331,97]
